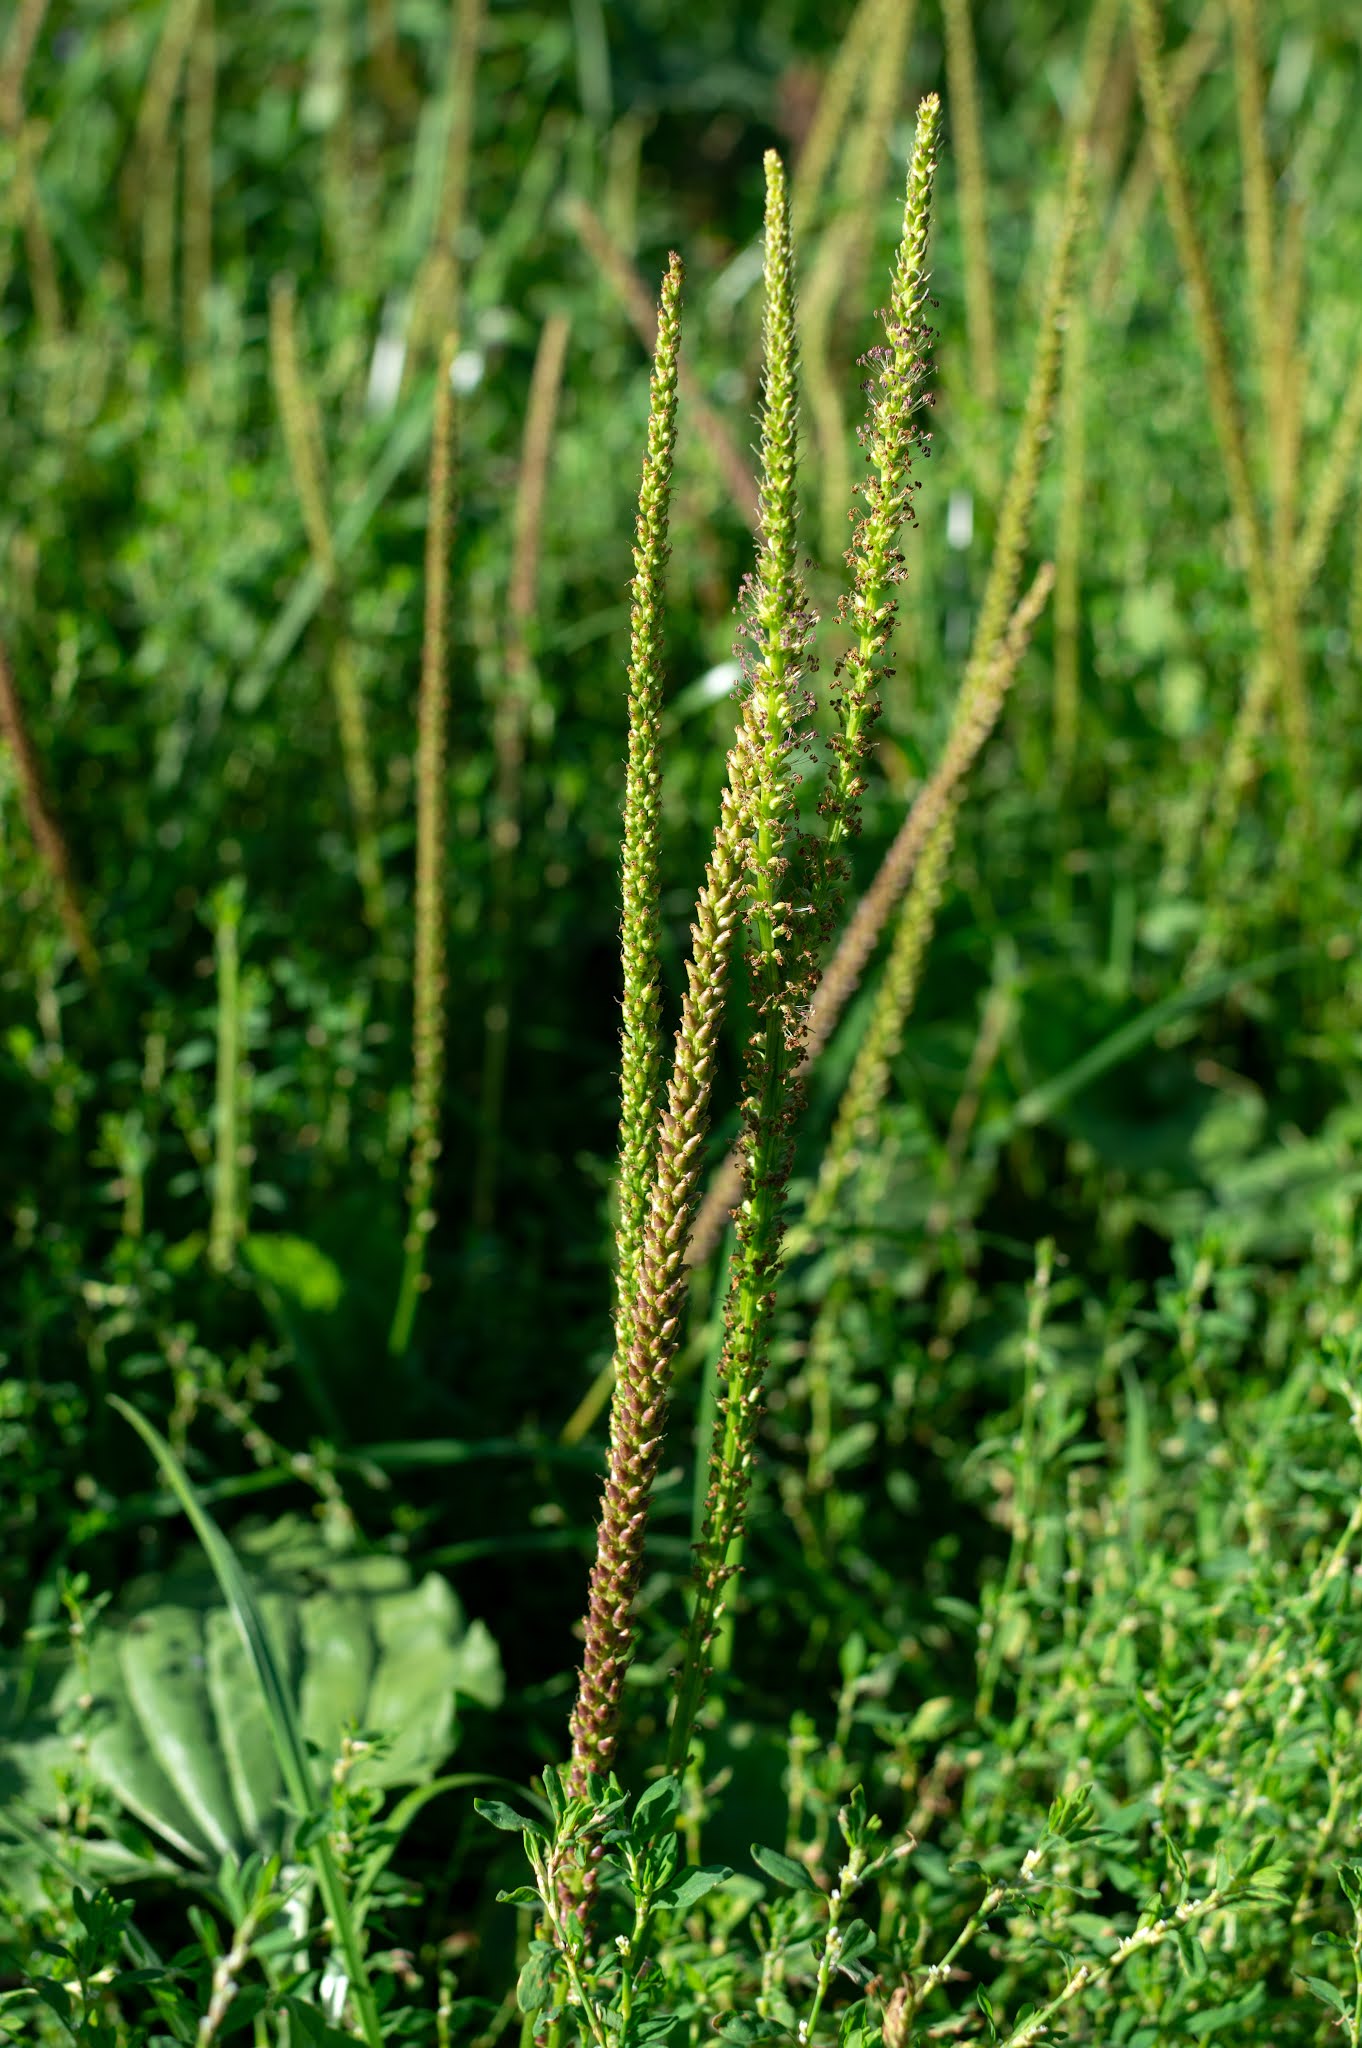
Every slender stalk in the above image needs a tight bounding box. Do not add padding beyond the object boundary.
[268,278,333,572]
[807,569,1052,1233]
[926,942,1017,1236]
[971,132,1087,671]
[1272,198,1307,516]
[1264,193,1309,835]
[1052,0,1122,775]
[789,0,884,242]
[181,0,214,351]
[7,119,62,336]
[472,310,571,1231]
[1053,286,1088,777]
[1227,0,1275,422]
[568,731,751,1787]
[942,0,998,473]
[1352,467,1362,658]
[1296,346,1362,599]
[801,0,917,560]
[1088,19,1138,193]
[137,0,200,328]
[602,112,643,253]
[209,881,245,1276]
[822,93,940,875]
[367,0,419,115]
[1092,0,1222,317]
[0,0,62,334]
[327,638,387,938]
[0,0,51,132]
[390,340,458,1356]
[1070,0,1126,187]
[268,278,387,938]
[410,0,482,360]
[565,191,759,530]
[319,0,357,289]
[0,637,98,978]
[1129,0,1311,829]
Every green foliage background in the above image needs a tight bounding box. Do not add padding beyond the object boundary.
[4,0,1362,2039]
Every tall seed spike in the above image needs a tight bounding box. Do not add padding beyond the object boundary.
[389,337,458,1357]
[569,253,755,1790]
[667,149,820,1776]
[823,92,941,880]
[615,254,683,1360]
[796,130,1091,1195]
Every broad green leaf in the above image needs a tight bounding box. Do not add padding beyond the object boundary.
[447,1619,504,1710]
[205,1601,287,1850]
[83,1633,211,1867]
[326,1553,410,1595]
[298,1591,377,1760]
[359,1574,462,1784]
[515,1940,555,2014]
[1299,1974,1348,2018]
[474,1798,544,1836]
[15,1491,502,1895]
[119,1608,238,1861]
[633,1775,682,1836]
[836,1917,876,1967]
[657,1864,732,1912]
[750,1842,817,1892]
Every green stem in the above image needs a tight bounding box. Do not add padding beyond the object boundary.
[209,881,244,1274]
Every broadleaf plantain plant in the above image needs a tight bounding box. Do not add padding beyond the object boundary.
[476,83,1333,2048]
[482,103,962,2044]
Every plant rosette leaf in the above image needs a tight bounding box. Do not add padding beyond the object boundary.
[4,1515,502,1868]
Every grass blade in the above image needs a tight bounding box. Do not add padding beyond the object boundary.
[108,1397,383,2048]
[990,945,1308,1141]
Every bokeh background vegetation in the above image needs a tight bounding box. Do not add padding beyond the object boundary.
[5,0,1362,2038]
